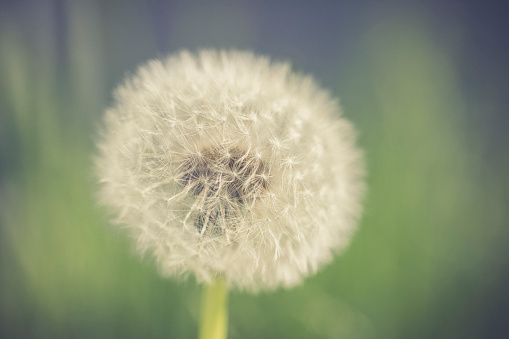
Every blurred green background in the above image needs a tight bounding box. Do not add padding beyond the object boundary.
[1,1,508,338]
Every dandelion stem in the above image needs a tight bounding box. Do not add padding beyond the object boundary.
[198,278,228,339]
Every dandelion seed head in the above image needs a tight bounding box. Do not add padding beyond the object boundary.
[96,50,364,292]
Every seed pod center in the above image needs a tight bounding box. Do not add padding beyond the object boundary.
[176,147,269,234]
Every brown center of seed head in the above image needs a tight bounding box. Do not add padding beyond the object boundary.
[176,147,269,235]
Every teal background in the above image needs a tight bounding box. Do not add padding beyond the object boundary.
[1,1,508,338]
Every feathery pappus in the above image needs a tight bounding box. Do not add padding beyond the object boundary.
[95,50,364,292]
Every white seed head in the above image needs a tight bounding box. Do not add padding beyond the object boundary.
[95,50,364,292]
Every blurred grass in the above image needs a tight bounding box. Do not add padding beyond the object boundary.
[1,3,508,339]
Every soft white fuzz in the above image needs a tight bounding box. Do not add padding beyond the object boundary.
[96,50,364,292]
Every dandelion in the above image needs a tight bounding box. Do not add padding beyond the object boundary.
[95,50,364,338]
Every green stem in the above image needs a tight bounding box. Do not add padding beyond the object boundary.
[198,278,229,339]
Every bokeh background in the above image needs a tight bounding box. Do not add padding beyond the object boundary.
[1,1,508,338]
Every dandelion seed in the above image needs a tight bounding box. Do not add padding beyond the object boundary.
[95,50,364,292]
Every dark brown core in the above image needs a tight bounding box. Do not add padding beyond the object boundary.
[176,147,269,235]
